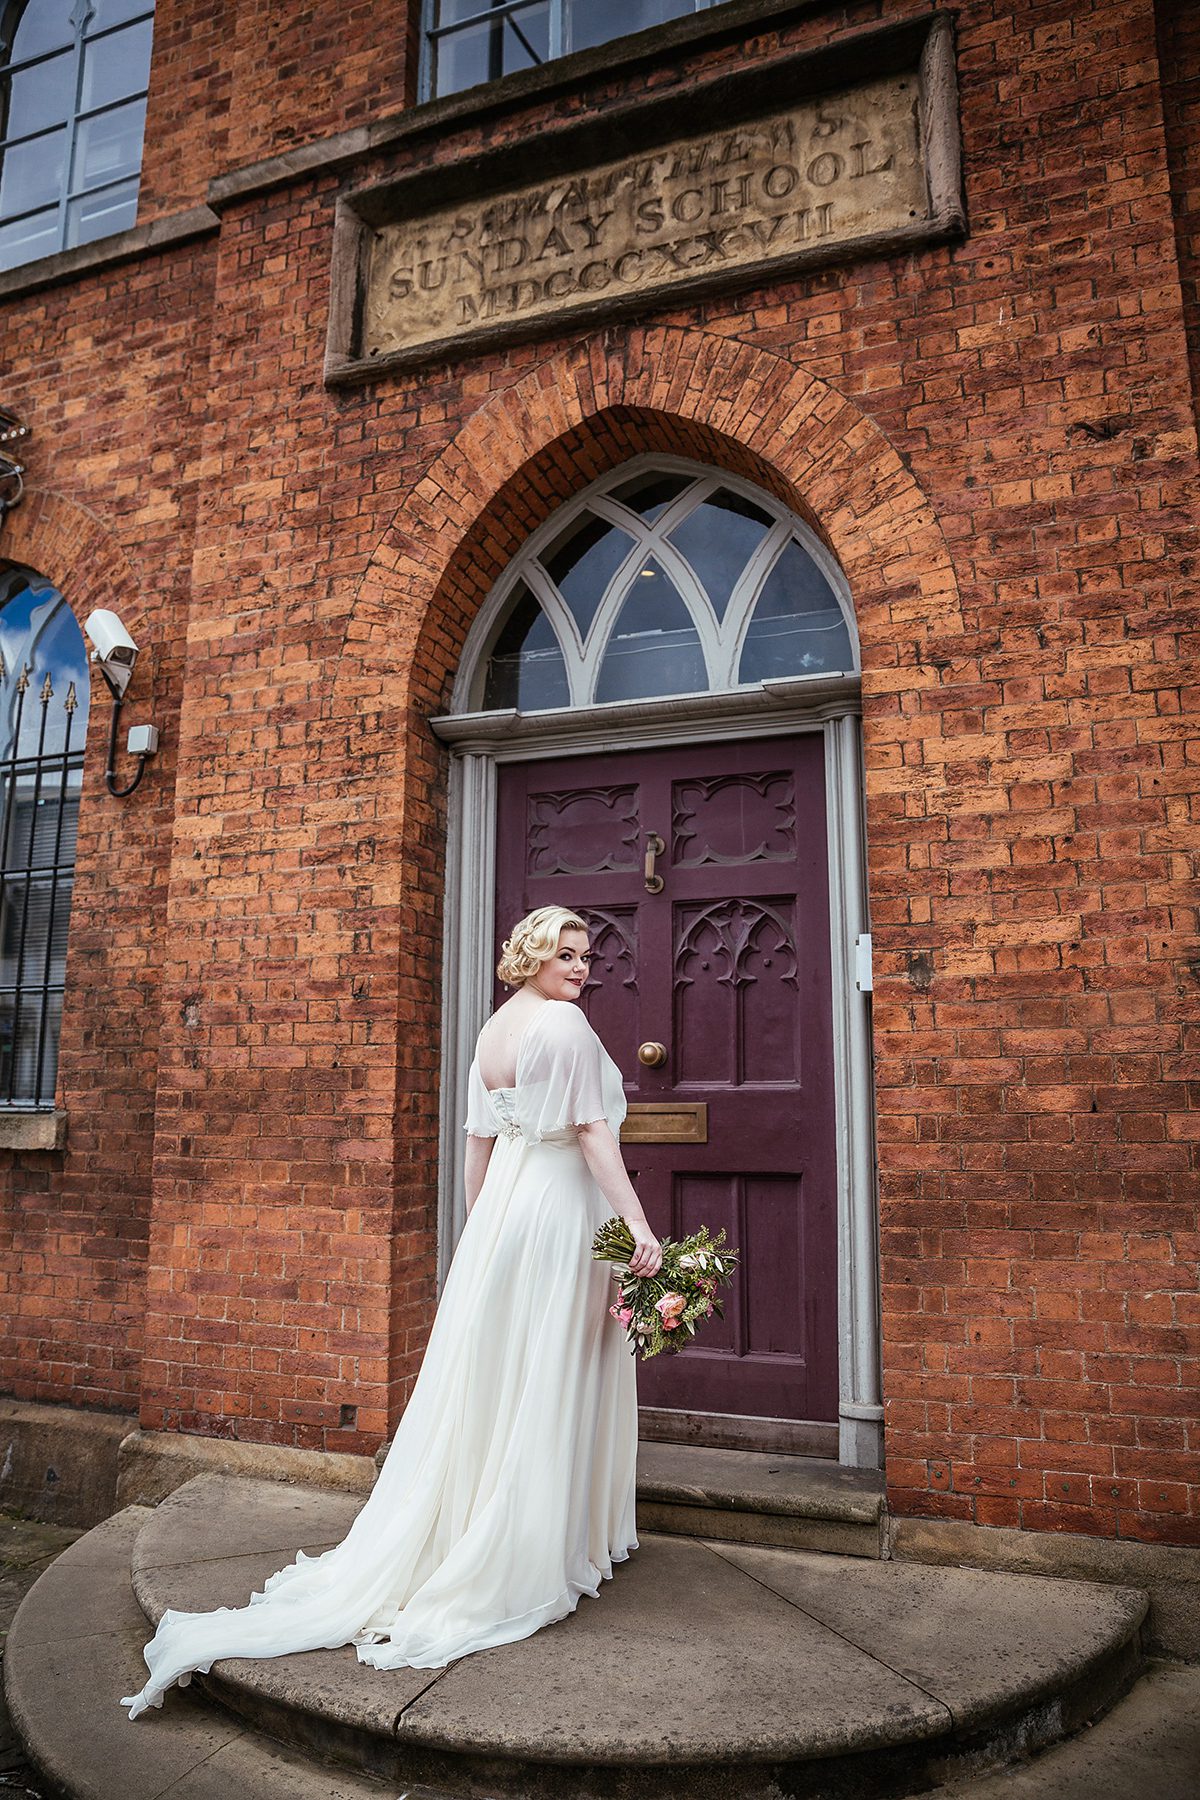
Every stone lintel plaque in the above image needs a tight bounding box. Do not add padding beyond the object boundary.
[620,1103,708,1145]
[325,14,964,386]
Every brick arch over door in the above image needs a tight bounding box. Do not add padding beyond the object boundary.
[342,329,962,726]
[328,325,964,948]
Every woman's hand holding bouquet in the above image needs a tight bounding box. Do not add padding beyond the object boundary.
[592,1217,739,1360]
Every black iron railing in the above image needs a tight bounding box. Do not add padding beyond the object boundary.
[0,662,82,1108]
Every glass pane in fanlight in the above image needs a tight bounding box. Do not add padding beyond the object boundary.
[10,1,75,63]
[3,48,72,138]
[540,510,635,642]
[608,472,694,522]
[567,0,693,53]
[738,539,853,684]
[0,204,58,268]
[433,1,549,98]
[667,488,774,622]
[79,16,152,108]
[483,583,570,712]
[0,569,91,760]
[594,558,707,703]
[0,126,67,219]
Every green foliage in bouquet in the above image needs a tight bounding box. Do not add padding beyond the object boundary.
[592,1217,739,1360]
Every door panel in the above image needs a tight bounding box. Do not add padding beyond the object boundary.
[494,734,837,1425]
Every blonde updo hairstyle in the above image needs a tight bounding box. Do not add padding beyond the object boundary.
[497,905,589,988]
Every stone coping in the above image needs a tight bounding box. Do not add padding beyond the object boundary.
[0,1112,67,1151]
[119,1473,1146,1795]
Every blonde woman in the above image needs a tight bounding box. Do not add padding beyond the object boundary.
[123,906,661,1717]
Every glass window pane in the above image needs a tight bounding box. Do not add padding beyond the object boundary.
[0,202,57,266]
[2,48,73,138]
[0,573,91,760]
[667,488,774,622]
[10,0,75,62]
[483,583,570,712]
[738,540,853,684]
[433,2,549,98]
[609,471,694,522]
[66,170,138,243]
[0,125,67,218]
[79,16,152,109]
[89,0,154,28]
[567,0,693,53]
[540,510,635,642]
[594,558,707,703]
[71,93,144,189]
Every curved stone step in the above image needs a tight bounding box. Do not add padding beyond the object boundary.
[3,1507,400,1800]
[123,1474,1147,1799]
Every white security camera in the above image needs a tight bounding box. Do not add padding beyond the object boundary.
[84,608,139,699]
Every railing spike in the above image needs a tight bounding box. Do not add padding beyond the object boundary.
[39,673,53,703]
[64,682,77,714]
[15,665,29,694]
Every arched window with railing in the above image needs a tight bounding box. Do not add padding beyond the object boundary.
[0,565,88,1108]
[0,0,155,272]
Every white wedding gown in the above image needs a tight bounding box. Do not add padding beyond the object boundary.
[123,1000,638,1718]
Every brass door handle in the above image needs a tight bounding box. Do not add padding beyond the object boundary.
[637,1041,668,1068]
[644,832,665,894]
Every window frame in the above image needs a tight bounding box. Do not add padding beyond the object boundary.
[420,0,717,104]
[0,0,155,271]
[455,455,859,715]
[0,566,88,1112]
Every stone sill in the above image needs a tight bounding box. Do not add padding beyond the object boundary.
[0,1111,67,1151]
[0,205,220,303]
[207,0,838,209]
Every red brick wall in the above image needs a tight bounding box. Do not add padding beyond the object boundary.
[1156,0,1200,419]
[0,242,217,1414]
[0,0,1197,1540]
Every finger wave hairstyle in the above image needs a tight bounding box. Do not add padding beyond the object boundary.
[496,906,589,987]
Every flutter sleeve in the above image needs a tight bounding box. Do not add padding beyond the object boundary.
[463,1057,498,1138]
[516,1002,627,1142]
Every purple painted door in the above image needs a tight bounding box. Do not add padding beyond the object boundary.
[494,735,838,1425]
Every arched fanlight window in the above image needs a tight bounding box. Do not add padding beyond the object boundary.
[462,458,857,714]
[0,0,156,273]
[0,564,88,1107]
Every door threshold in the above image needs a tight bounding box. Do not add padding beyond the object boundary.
[638,1405,838,1459]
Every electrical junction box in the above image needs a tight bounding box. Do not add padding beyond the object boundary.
[126,724,159,756]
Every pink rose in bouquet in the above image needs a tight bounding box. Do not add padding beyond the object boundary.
[655,1292,686,1329]
[609,1304,633,1328]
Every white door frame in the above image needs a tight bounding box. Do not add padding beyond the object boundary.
[430,673,882,1469]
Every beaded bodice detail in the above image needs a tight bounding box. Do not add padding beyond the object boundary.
[487,1087,522,1140]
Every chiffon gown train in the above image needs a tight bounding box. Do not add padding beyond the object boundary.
[122,1000,638,1718]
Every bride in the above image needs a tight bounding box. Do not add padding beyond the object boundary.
[122,905,662,1718]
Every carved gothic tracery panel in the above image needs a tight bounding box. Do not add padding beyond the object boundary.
[672,770,796,867]
[526,785,640,875]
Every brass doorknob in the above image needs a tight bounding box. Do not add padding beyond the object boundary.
[637,1041,668,1068]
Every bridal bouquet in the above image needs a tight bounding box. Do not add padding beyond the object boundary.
[592,1218,739,1360]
